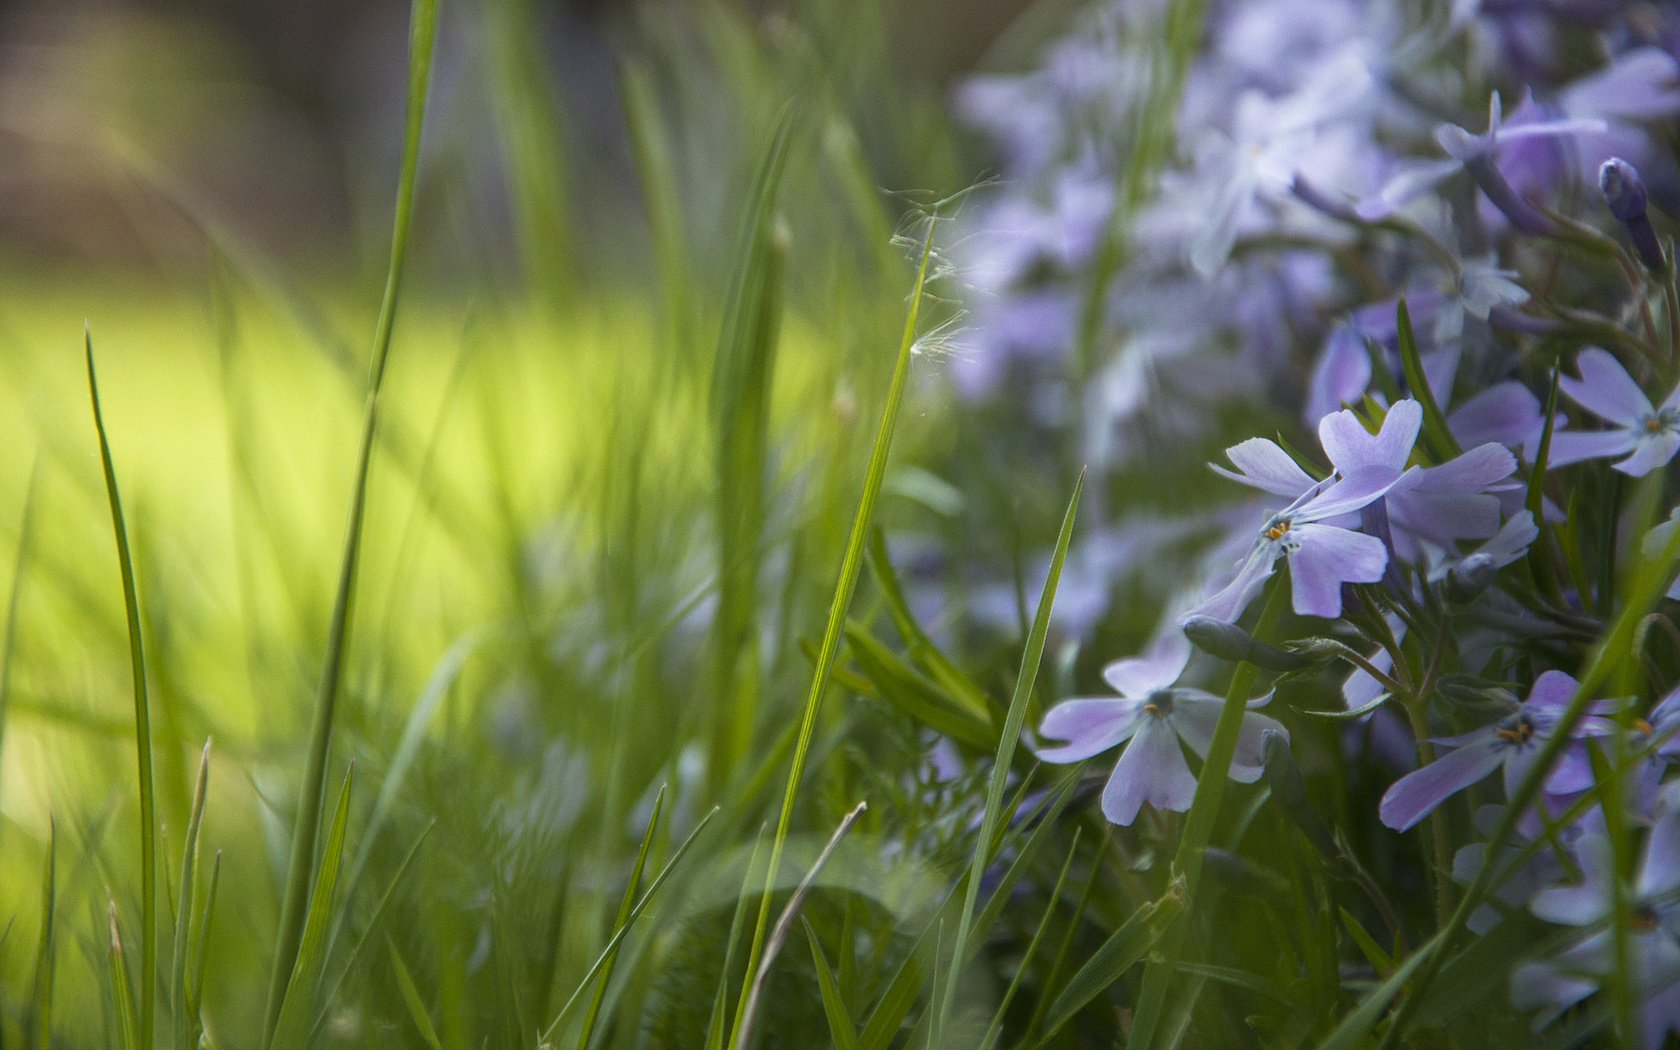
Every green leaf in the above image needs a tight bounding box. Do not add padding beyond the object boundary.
[1038,891,1186,1042]
[804,919,859,1050]
[30,821,56,1050]
[271,764,357,1049]
[388,937,445,1050]
[109,901,141,1050]
[87,330,158,1050]
[170,742,211,1050]
[265,0,439,1038]
[576,785,667,1050]
[1395,298,1462,462]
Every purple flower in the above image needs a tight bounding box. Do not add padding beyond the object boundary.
[1378,670,1616,832]
[1192,402,1419,621]
[1514,804,1680,1048]
[1355,91,1605,225]
[1549,348,1680,477]
[1382,443,1518,560]
[1035,629,1288,825]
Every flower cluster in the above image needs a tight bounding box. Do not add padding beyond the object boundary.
[957,0,1680,1041]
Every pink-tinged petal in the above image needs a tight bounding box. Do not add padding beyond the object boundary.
[1211,438,1318,497]
[1450,381,1542,448]
[1614,431,1680,477]
[1037,699,1141,763]
[1560,347,1653,425]
[1100,719,1197,825]
[1379,736,1506,830]
[1546,428,1639,468]
[1286,525,1388,618]
[1318,400,1422,476]
[1186,543,1278,624]
[1101,630,1191,697]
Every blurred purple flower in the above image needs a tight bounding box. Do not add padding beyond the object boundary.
[1036,629,1288,825]
[1379,670,1615,831]
[1549,348,1680,476]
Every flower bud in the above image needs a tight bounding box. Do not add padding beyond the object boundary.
[1445,552,1499,603]
[1181,616,1311,670]
[1599,157,1665,270]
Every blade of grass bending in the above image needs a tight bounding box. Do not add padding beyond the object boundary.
[539,806,721,1045]
[1350,520,1680,1050]
[87,331,158,1050]
[109,900,141,1050]
[804,919,859,1050]
[1128,578,1287,1047]
[576,785,668,1050]
[736,801,868,1050]
[271,764,356,1049]
[30,820,56,1050]
[976,826,1082,1050]
[724,213,940,1050]
[170,741,210,1050]
[0,456,40,826]
[264,0,438,1037]
[936,472,1083,1041]
[388,937,446,1050]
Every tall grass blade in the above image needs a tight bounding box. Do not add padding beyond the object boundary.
[619,57,693,349]
[271,763,356,1049]
[576,785,667,1050]
[1036,892,1186,1044]
[736,801,867,1049]
[725,211,940,1050]
[976,828,1082,1050]
[538,806,721,1044]
[86,330,158,1050]
[708,109,793,788]
[936,472,1083,1040]
[264,0,439,1035]
[170,741,210,1050]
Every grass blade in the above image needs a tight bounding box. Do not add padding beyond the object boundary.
[976,827,1082,1050]
[0,457,41,826]
[388,937,446,1050]
[1037,891,1186,1044]
[109,899,141,1050]
[576,785,668,1050]
[804,918,860,1050]
[1394,298,1461,461]
[264,0,439,1035]
[724,211,941,1050]
[936,472,1083,1040]
[736,801,868,1049]
[539,805,722,1044]
[87,330,158,1050]
[170,741,211,1050]
[271,764,357,1049]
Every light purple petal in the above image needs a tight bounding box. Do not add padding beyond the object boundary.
[1101,719,1198,825]
[1037,699,1141,763]
[1211,438,1318,497]
[1305,328,1372,423]
[1526,670,1581,714]
[1449,381,1542,448]
[1287,524,1388,618]
[1546,428,1639,468]
[1318,400,1422,476]
[1639,811,1680,898]
[1614,431,1680,477]
[1186,542,1278,623]
[1297,466,1397,520]
[1390,490,1503,547]
[1379,738,1506,831]
[1101,629,1192,697]
[1355,158,1461,220]
[1561,347,1653,425]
